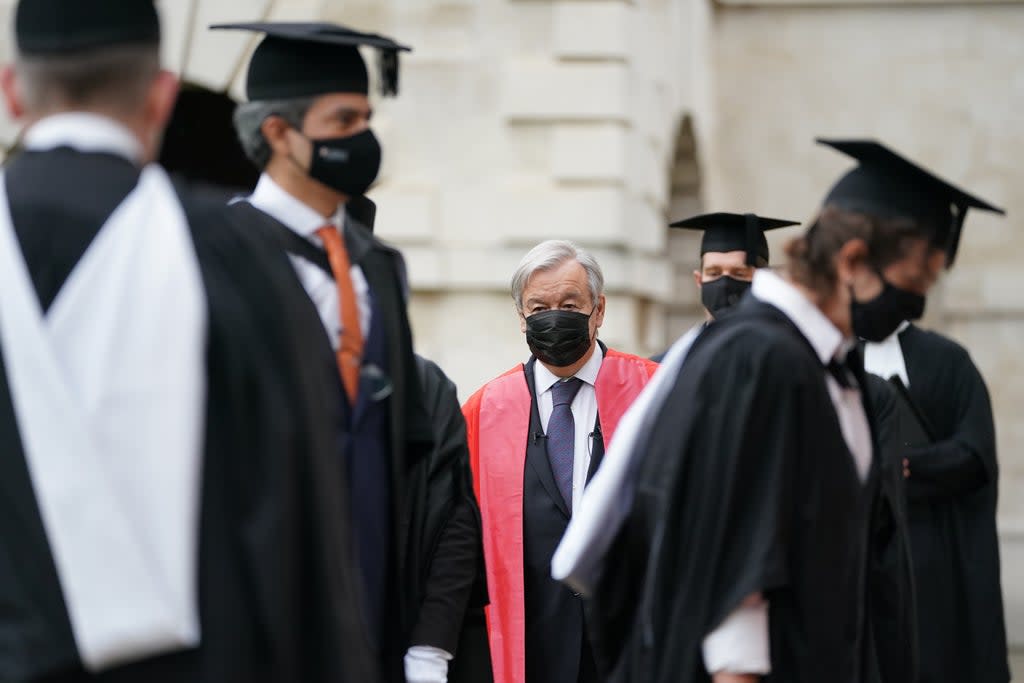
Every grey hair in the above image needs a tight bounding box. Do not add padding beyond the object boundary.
[15,43,160,116]
[511,239,604,312]
[233,97,316,170]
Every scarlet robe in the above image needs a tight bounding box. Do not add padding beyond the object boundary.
[462,349,657,683]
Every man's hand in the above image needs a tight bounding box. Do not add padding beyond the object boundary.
[712,674,760,683]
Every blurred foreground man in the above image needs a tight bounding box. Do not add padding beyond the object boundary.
[220,22,486,683]
[463,240,657,683]
[587,140,1003,683]
[0,2,371,681]
[553,212,798,638]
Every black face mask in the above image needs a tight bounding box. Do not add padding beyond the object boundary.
[305,129,382,197]
[700,276,751,317]
[525,310,594,368]
[851,279,926,342]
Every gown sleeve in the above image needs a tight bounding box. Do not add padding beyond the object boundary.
[905,353,994,500]
[410,358,483,656]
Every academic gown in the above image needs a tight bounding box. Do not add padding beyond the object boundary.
[591,298,880,683]
[885,325,1009,683]
[0,148,375,683]
[413,356,492,683]
[861,374,918,683]
[233,199,438,682]
[462,346,658,683]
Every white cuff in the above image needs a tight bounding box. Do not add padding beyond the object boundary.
[701,596,771,675]
[404,645,453,683]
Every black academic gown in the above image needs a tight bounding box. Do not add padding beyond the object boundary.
[412,356,492,683]
[235,199,437,682]
[591,298,880,683]
[862,374,918,683]
[888,325,1009,683]
[0,148,375,683]
[522,357,603,683]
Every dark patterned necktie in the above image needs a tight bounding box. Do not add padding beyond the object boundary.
[547,377,583,512]
[826,358,853,389]
[827,348,863,390]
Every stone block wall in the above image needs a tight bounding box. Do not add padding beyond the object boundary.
[315,0,711,395]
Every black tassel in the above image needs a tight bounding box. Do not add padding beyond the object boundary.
[946,203,965,268]
[378,49,400,96]
[744,212,759,266]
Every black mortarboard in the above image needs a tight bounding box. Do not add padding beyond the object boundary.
[670,212,800,266]
[210,22,412,100]
[818,139,1005,267]
[15,0,160,56]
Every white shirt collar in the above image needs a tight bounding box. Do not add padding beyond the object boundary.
[248,173,345,239]
[534,343,605,394]
[751,269,847,364]
[22,112,144,164]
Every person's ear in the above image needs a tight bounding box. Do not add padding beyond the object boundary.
[261,114,293,159]
[835,238,870,287]
[592,294,606,329]
[139,70,178,162]
[519,306,528,334]
[1,66,26,120]
[148,70,179,129]
[927,246,947,278]
[692,269,703,291]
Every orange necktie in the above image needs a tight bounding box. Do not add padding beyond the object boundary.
[316,225,364,404]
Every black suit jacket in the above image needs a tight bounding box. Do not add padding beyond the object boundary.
[521,357,603,683]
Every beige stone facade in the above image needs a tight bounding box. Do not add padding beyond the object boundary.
[2,0,1022,667]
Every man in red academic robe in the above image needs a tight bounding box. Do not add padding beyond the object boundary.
[463,240,657,683]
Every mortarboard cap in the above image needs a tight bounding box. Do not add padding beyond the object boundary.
[211,22,411,100]
[670,212,800,266]
[818,139,1005,267]
[15,0,160,56]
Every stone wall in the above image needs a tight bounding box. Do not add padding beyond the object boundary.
[315,0,713,396]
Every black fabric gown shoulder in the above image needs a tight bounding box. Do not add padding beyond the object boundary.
[897,325,1009,683]
[591,298,877,683]
[0,150,375,683]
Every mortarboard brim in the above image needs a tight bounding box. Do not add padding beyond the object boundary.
[670,212,800,266]
[211,22,412,99]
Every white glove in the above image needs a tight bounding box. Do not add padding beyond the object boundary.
[404,645,453,683]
